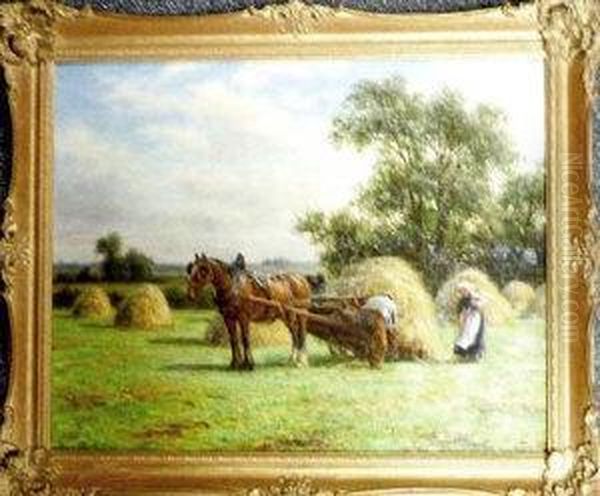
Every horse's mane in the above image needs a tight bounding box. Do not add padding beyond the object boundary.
[208,257,233,277]
[189,255,233,278]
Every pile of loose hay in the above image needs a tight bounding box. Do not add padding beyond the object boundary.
[436,268,516,326]
[535,284,546,319]
[502,280,536,317]
[330,256,441,360]
[72,286,112,319]
[114,284,173,330]
[205,313,292,348]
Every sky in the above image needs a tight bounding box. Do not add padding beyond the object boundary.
[54,55,544,265]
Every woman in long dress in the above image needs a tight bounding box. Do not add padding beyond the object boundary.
[453,285,486,362]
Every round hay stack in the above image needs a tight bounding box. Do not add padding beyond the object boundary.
[535,284,546,319]
[330,256,441,360]
[436,268,516,326]
[114,284,172,330]
[502,280,536,317]
[72,286,112,319]
[205,314,292,348]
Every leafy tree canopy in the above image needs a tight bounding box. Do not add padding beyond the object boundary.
[498,167,544,252]
[95,232,155,282]
[298,76,537,289]
[95,232,123,260]
[491,167,545,284]
[124,248,155,282]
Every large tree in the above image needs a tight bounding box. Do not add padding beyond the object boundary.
[297,77,518,289]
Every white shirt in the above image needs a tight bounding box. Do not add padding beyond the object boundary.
[362,295,397,331]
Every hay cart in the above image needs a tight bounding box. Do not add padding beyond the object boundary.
[245,294,400,368]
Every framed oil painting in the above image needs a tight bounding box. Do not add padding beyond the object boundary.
[0,0,599,494]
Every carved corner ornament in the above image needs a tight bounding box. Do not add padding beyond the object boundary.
[538,0,600,101]
[0,408,96,495]
[539,407,599,496]
[504,408,599,496]
[538,0,599,58]
[1,446,97,496]
[0,405,95,495]
[0,0,76,66]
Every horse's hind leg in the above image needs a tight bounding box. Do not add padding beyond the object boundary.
[225,318,243,370]
[239,317,255,371]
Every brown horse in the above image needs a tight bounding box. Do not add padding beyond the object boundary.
[187,253,313,370]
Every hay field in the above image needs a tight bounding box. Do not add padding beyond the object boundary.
[52,308,546,453]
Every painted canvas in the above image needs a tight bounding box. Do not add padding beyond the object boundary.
[52,56,545,452]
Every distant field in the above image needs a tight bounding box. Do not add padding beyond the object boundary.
[52,308,546,452]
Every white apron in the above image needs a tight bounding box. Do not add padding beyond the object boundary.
[455,308,482,351]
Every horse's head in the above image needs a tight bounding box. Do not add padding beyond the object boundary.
[187,253,216,300]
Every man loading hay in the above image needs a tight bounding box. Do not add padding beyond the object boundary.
[362,294,398,333]
[453,284,486,362]
[362,294,404,362]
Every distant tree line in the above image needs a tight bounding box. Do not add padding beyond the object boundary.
[54,232,156,283]
[297,76,544,291]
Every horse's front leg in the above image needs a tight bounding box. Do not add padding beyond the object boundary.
[285,311,299,366]
[296,314,309,368]
[225,317,243,370]
[239,316,255,371]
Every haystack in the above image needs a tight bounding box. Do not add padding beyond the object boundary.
[206,314,291,347]
[436,268,516,326]
[72,286,112,319]
[114,284,172,330]
[535,284,546,319]
[502,280,536,316]
[330,256,441,360]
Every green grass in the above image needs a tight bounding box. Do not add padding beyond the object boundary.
[52,309,545,453]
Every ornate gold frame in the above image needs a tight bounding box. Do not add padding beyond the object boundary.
[0,0,598,493]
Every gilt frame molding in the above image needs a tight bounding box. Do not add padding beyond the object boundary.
[0,0,597,493]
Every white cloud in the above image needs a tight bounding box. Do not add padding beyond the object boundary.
[55,57,544,264]
[54,116,370,264]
